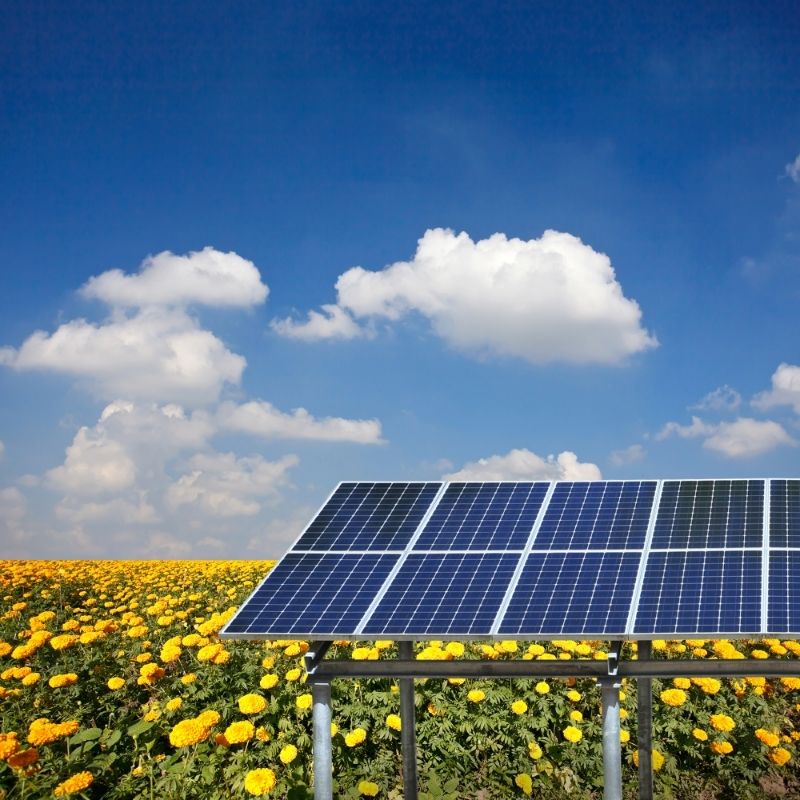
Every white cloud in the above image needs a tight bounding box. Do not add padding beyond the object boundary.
[217,400,384,444]
[0,486,27,524]
[690,385,741,412]
[273,228,657,365]
[656,414,795,458]
[0,308,246,406]
[752,363,800,414]
[444,448,602,481]
[609,444,646,466]
[81,247,268,308]
[55,495,159,525]
[271,303,367,341]
[166,451,298,517]
[786,154,800,183]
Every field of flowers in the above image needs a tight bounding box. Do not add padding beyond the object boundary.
[1,561,800,800]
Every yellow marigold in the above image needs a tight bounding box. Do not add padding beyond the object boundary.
[0,732,20,760]
[134,652,152,663]
[345,728,367,747]
[358,781,380,797]
[48,673,78,689]
[693,728,709,741]
[467,689,485,703]
[0,642,12,657]
[180,673,196,684]
[54,771,93,796]
[710,741,733,755]
[224,721,255,745]
[755,729,781,747]
[165,698,183,712]
[575,643,592,656]
[781,677,800,690]
[511,700,528,715]
[7,747,38,770]
[445,642,465,657]
[212,649,230,665]
[528,742,543,759]
[515,773,533,795]
[750,649,769,659]
[21,672,40,686]
[352,646,372,660]
[49,635,79,652]
[238,694,267,715]
[296,693,313,711]
[386,714,402,731]
[160,644,182,663]
[285,668,302,682]
[169,718,210,747]
[570,710,583,722]
[244,768,277,796]
[710,714,736,732]
[563,726,582,743]
[196,710,221,727]
[693,678,721,695]
[672,677,691,689]
[566,690,582,702]
[260,673,279,690]
[329,723,338,737]
[620,730,630,743]
[535,681,550,695]
[256,726,271,741]
[770,747,792,766]
[632,749,664,770]
[197,643,222,662]
[279,744,298,763]
[107,677,125,691]
[660,689,687,707]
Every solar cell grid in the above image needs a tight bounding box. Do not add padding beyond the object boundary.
[498,550,640,636]
[770,480,800,548]
[222,552,398,636]
[293,481,440,551]
[362,551,519,635]
[634,549,761,635]
[413,482,549,551]
[651,480,764,549]
[768,550,800,634]
[532,480,656,551]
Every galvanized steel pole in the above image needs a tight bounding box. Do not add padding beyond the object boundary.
[312,680,333,800]
[600,677,623,800]
[637,641,653,800]
[398,641,418,800]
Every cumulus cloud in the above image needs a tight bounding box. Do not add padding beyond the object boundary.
[443,448,602,482]
[786,154,800,183]
[81,247,268,308]
[609,444,646,466]
[217,400,384,444]
[752,363,800,414]
[690,385,741,412]
[55,495,159,525]
[656,415,795,458]
[166,451,298,517]
[0,487,27,547]
[271,303,367,341]
[272,228,657,365]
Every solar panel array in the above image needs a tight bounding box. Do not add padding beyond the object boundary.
[222,478,800,640]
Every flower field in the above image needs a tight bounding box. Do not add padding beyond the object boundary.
[1,561,800,799]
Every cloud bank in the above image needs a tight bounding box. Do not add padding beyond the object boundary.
[443,448,602,481]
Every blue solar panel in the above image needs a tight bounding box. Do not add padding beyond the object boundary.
[770,480,800,548]
[413,482,549,551]
[651,480,764,549]
[498,551,641,636]
[222,552,398,636]
[531,481,656,551]
[292,482,441,551]
[633,550,762,635]
[361,552,519,635]
[768,550,800,633]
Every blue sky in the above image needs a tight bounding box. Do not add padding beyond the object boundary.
[1,1,799,558]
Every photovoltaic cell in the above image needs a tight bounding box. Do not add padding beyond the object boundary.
[361,552,520,635]
[531,481,656,551]
[651,480,764,549]
[770,480,800,548]
[497,551,641,636]
[633,550,762,635]
[413,482,549,551]
[768,551,800,634]
[292,482,440,551]
[222,552,398,636]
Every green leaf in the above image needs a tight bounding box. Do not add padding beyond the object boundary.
[127,720,155,738]
[69,727,102,745]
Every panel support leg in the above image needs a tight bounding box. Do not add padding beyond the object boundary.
[399,641,418,800]
[637,641,654,800]
[312,679,333,800]
[600,676,623,800]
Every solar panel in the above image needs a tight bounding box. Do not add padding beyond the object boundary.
[531,481,656,551]
[292,482,441,551]
[768,550,800,634]
[770,480,800,548]
[413,482,549,551]
[361,552,520,635]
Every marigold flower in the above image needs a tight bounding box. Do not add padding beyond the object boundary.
[710,741,733,755]
[770,747,792,765]
[196,710,221,727]
[535,681,550,695]
[528,742,542,759]
[169,719,210,747]
[48,673,78,689]
[54,771,94,796]
[710,714,735,732]
[511,700,528,715]
[632,749,664,770]
[386,714,402,731]
[296,693,313,711]
[244,768,277,796]
[692,728,709,741]
[693,677,721,695]
[660,689,687,707]
[467,689,485,703]
[107,677,125,691]
[0,732,20,760]
[566,690,582,702]
[49,635,79,652]
[165,698,183,712]
[570,710,583,722]
[260,673,279,690]
[239,694,267,715]
[279,744,298,763]
[7,747,38,770]
[224,721,255,744]
[755,729,781,747]
[445,642,465,657]
[672,677,690,689]
[358,780,380,796]
[21,672,40,686]
[563,726,582,743]
[620,730,630,743]
[181,673,197,684]
[345,728,367,747]
[515,773,533,795]
[285,667,302,682]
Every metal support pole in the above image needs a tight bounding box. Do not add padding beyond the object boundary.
[600,676,623,800]
[637,641,653,800]
[398,641,418,800]
[312,680,333,800]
